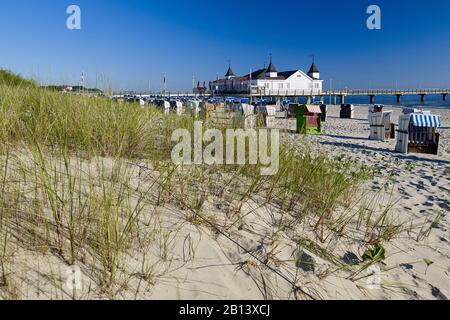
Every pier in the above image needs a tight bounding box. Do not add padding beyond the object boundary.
[114,88,450,104]
[243,88,450,104]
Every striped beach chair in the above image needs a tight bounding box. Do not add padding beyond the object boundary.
[396,112,441,154]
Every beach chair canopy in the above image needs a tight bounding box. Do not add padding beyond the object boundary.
[411,113,441,128]
[265,106,277,117]
[305,105,322,114]
[241,104,255,116]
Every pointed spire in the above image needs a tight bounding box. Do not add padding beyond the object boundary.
[266,54,277,73]
[308,62,319,74]
[225,61,235,77]
[308,54,319,74]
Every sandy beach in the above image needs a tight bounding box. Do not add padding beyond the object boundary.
[302,105,450,299]
[155,105,450,300]
[1,103,448,301]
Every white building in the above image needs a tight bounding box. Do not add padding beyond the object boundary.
[210,59,323,95]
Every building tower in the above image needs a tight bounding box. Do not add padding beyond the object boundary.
[225,64,235,80]
[308,59,320,80]
[266,55,278,78]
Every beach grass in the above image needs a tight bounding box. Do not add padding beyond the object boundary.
[0,74,404,299]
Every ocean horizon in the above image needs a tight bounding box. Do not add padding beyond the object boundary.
[314,94,450,109]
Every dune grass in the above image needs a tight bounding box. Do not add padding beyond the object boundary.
[0,69,37,88]
[0,80,405,299]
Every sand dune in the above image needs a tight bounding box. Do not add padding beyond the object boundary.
[1,105,448,300]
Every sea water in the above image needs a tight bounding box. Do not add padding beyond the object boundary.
[306,94,450,109]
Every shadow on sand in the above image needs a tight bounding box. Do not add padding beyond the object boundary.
[320,134,369,141]
[319,140,450,165]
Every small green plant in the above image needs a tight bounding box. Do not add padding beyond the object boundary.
[362,244,386,262]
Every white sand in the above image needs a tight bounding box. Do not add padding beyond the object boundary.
[303,105,450,300]
[143,105,450,300]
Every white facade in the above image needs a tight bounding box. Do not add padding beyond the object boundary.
[254,70,322,92]
[210,64,323,94]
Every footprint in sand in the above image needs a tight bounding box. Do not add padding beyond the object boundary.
[411,182,426,191]
[400,263,414,271]
[437,201,449,211]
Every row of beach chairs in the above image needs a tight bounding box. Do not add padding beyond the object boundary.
[149,100,442,156]
[368,105,442,155]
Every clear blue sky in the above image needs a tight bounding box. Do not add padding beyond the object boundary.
[1,0,449,91]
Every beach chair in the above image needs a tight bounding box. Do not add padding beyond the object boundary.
[189,100,201,118]
[287,103,299,118]
[340,104,355,119]
[369,111,394,141]
[296,105,322,134]
[262,105,297,132]
[175,101,183,116]
[403,107,423,115]
[240,103,256,129]
[369,104,384,114]
[272,104,288,119]
[395,112,441,154]
[319,104,327,122]
[265,106,277,129]
[200,102,216,119]
[163,101,171,114]
[207,102,253,129]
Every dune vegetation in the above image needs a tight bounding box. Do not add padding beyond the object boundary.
[0,71,407,299]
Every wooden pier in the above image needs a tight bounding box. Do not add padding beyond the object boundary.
[114,88,450,104]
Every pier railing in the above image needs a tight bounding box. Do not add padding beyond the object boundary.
[323,89,450,96]
[113,88,450,99]
[247,88,450,97]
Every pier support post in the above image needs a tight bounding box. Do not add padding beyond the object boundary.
[369,95,375,104]
[396,94,402,104]
[420,94,426,102]
[306,96,312,104]
[340,95,345,104]
[333,96,337,105]
[443,93,448,101]
[320,96,325,104]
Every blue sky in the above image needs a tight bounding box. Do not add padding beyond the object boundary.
[0,0,449,91]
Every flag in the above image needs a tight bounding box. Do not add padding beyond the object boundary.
[163,73,167,92]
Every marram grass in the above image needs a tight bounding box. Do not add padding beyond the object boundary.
[0,80,404,299]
